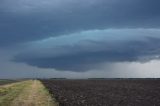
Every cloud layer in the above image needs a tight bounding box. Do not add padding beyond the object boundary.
[0,0,160,46]
[1,0,160,76]
[13,29,160,71]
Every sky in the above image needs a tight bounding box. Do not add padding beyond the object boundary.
[0,0,160,78]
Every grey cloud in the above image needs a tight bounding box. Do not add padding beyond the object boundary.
[13,37,160,71]
[0,0,160,46]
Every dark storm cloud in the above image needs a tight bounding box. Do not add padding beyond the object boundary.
[1,0,160,73]
[13,36,160,71]
[0,0,160,46]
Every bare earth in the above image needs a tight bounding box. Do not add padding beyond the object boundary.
[41,79,160,106]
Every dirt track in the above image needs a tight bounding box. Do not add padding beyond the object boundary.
[0,80,57,106]
[11,80,58,106]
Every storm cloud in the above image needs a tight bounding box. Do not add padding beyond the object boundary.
[13,29,160,71]
[1,0,160,77]
[0,0,160,46]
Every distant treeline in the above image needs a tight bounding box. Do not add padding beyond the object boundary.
[38,78,160,80]
[0,79,17,85]
[88,78,160,80]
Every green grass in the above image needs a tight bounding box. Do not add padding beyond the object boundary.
[0,80,58,106]
[0,81,32,106]
[37,81,59,106]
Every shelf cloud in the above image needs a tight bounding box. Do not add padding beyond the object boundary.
[0,0,160,77]
[13,29,160,71]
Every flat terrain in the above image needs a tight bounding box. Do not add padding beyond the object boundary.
[41,79,160,106]
[0,80,58,106]
[0,80,17,86]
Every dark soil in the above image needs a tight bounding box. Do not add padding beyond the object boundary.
[41,79,160,106]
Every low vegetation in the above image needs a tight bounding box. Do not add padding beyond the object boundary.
[0,80,32,106]
[0,80,58,106]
